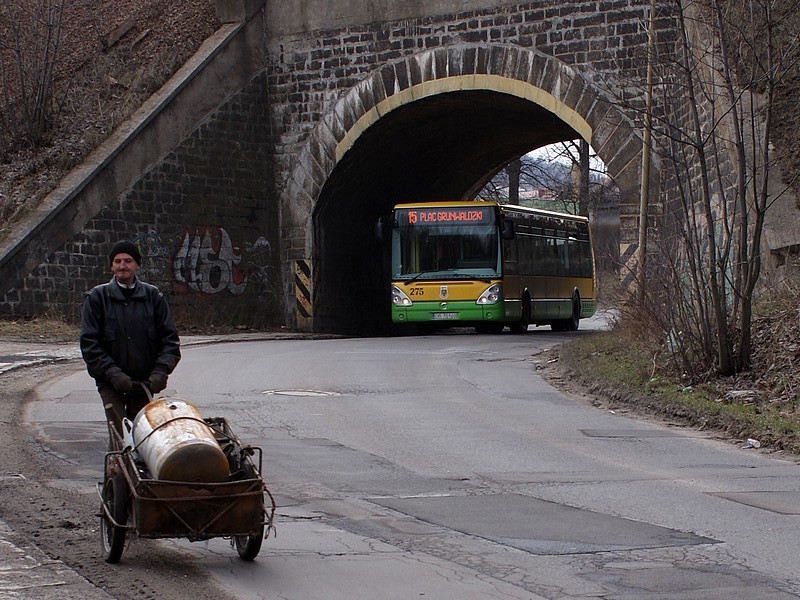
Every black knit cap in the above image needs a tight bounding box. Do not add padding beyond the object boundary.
[109,240,141,266]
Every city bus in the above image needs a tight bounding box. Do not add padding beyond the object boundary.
[388,201,596,332]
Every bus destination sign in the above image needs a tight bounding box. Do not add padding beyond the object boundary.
[402,207,493,226]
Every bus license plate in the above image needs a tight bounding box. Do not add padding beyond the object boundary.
[432,312,458,320]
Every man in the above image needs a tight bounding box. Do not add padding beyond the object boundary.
[80,240,181,434]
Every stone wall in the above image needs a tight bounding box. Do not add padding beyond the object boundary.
[1,73,282,328]
[1,0,678,331]
[0,9,276,327]
[264,0,667,329]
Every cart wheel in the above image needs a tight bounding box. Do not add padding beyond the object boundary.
[100,472,128,563]
[234,526,264,561]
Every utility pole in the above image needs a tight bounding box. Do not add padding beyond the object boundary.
[638,0,656,305]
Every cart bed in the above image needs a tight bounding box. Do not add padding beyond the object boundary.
[104,416,272,540]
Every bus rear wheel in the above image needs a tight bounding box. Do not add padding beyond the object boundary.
[567,293,581,331]
[551,293,580,332]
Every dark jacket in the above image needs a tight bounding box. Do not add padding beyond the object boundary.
[80,277,181,384]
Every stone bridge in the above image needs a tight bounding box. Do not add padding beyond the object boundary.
[0,0,666,334]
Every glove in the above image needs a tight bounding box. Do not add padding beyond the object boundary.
[148,371,168,394]
[107,368,133,392]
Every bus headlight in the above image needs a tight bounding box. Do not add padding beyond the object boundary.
[476,284,501,305]
[392,285,412,307]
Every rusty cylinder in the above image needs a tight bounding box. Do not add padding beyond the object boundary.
[132,397,230,483]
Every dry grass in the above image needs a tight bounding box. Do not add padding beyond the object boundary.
[553,272,800,456]
[0,316,78,342]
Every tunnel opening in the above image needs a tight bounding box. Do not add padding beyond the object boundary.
[313,89,580,336]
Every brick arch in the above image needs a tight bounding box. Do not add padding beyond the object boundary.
[283,44,647,331]
[335,73,591,163]
[287,42,644,237]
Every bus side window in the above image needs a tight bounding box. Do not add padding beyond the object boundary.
[503,238,518,274]
[552,238,565,276]
[537,239,545,274]
[556,238,567,275]
[541,238,551,275]
[580,241,592,277]
[514,232,525,274]
[567,238,578,273]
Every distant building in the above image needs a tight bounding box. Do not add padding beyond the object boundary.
[518,188,557,201]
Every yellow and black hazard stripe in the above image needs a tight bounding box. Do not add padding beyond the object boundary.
[295,259,312,320]
[619,242,638,292]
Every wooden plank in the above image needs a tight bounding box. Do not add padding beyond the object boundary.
[105,16,136,49]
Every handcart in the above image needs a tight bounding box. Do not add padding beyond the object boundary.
[98,409,276,564]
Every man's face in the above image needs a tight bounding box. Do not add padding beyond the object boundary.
[111,253,139,285]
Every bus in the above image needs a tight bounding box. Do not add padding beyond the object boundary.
[388,201,596,332]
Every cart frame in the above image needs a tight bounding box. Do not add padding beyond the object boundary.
[98,415,276,563]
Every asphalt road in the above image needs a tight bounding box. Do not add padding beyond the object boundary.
[5,315,800,599]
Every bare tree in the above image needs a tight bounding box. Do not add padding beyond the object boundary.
[0,0,66,158]
[479,141,609,217]
[647,0,798,377]
[506,157,521,205]
[577,139,591,217]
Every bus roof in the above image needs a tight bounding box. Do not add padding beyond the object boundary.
[499,203,589,223]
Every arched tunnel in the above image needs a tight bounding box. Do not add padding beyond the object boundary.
[313,89,580,335]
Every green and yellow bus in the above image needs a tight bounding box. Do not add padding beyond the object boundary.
[389,201,596,332]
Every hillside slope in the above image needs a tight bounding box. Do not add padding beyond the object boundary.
[0,0,217,228]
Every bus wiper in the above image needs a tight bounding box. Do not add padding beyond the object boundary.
[405,270,493,283]
[406,269,450,283]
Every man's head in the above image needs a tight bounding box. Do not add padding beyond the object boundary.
[109,240,141,285]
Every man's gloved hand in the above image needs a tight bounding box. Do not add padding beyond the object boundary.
[148,371,168,394]
[106,368,133,392]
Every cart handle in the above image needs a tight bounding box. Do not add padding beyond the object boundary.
[133,381,154,402]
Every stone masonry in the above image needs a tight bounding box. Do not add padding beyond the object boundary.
[0,0,676,333]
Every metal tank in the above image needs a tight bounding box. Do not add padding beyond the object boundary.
[132,397,230,483]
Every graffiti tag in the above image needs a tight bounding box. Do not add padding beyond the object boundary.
[174,227,248,295]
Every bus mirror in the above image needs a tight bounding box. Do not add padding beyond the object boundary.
[375,216,392,241]
[502,220,515,240]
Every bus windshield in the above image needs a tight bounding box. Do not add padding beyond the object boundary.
[392,220,501,280]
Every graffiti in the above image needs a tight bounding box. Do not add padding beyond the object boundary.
[241,236,279,300]
[132,230,175,283]
[133,230,173,261]
[174,226,248,295]
[131,226,276,299]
